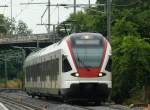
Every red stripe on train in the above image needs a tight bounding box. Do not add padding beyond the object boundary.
[101,39,108,69]
[67,38,108,78]
[67,39,77,69]
[78,68,100,77]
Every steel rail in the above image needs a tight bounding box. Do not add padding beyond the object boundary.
[0,91,94,110]
[0,97,34,110]
[0,94,44,110]
[0,89,131,110]
[108,104,130,110]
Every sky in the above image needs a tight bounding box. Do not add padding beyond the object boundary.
[0,0,96,34]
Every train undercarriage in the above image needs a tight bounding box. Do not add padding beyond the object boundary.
[26,83,111,104]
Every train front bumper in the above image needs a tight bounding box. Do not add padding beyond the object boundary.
[62,80,112,88]
[61,82,111,100]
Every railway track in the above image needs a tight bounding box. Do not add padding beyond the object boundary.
[0,89,134,110]
[0,94,44,110]
[0,97,34,110]
[0,91,92,110]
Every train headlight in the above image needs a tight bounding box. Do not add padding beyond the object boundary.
[98,73,103,77]
[75,73,79,77]
[98,72,106,77]
[71,73,79,77]
[84,35,90,39]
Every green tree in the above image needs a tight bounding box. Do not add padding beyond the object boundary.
[15,20,32,36]
[134,10,150,37]
[66,10,107,36]
[0,14,31,37]
[112,18,138,37]
[112,36,150,103]
[0,14,11,34]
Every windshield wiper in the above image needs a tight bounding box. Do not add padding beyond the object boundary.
[77,57,90,71]
[74,47,90,71]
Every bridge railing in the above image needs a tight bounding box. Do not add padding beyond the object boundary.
[0,34,61,44]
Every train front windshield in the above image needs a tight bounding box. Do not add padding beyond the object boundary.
[71,34,104,68]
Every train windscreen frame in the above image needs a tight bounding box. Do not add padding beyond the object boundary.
[71,33,104,68]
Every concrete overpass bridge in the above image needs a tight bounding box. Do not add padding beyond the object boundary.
[0,33,62,48]
[0,33,62,56]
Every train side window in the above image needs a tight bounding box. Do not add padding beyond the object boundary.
[105,56,112,72]
[56,58,59,75]
[49,60,51,76]
[62,55,72,72]
[26,67,29,82]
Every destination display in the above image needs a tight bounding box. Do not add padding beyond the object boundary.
[75,40,100,45]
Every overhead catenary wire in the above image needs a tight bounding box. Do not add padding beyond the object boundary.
[51,6,58,16]
[57,0,59,24]
[3,0,7,15]
[32,25,38,33]
[0,0,8,15]
[43,5,58,24]
[9,0,97,34]
[15,0,35,19]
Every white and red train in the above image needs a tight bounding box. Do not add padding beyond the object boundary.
[23,33,112,102]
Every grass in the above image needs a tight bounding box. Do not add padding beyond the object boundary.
[0,79,22,88]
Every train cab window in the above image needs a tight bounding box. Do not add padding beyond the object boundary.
[62,55,72,72]
[106,56,112,72]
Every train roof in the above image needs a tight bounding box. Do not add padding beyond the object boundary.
[70,33,103,38]
[24,37,66,66]
[24,33,106,67]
